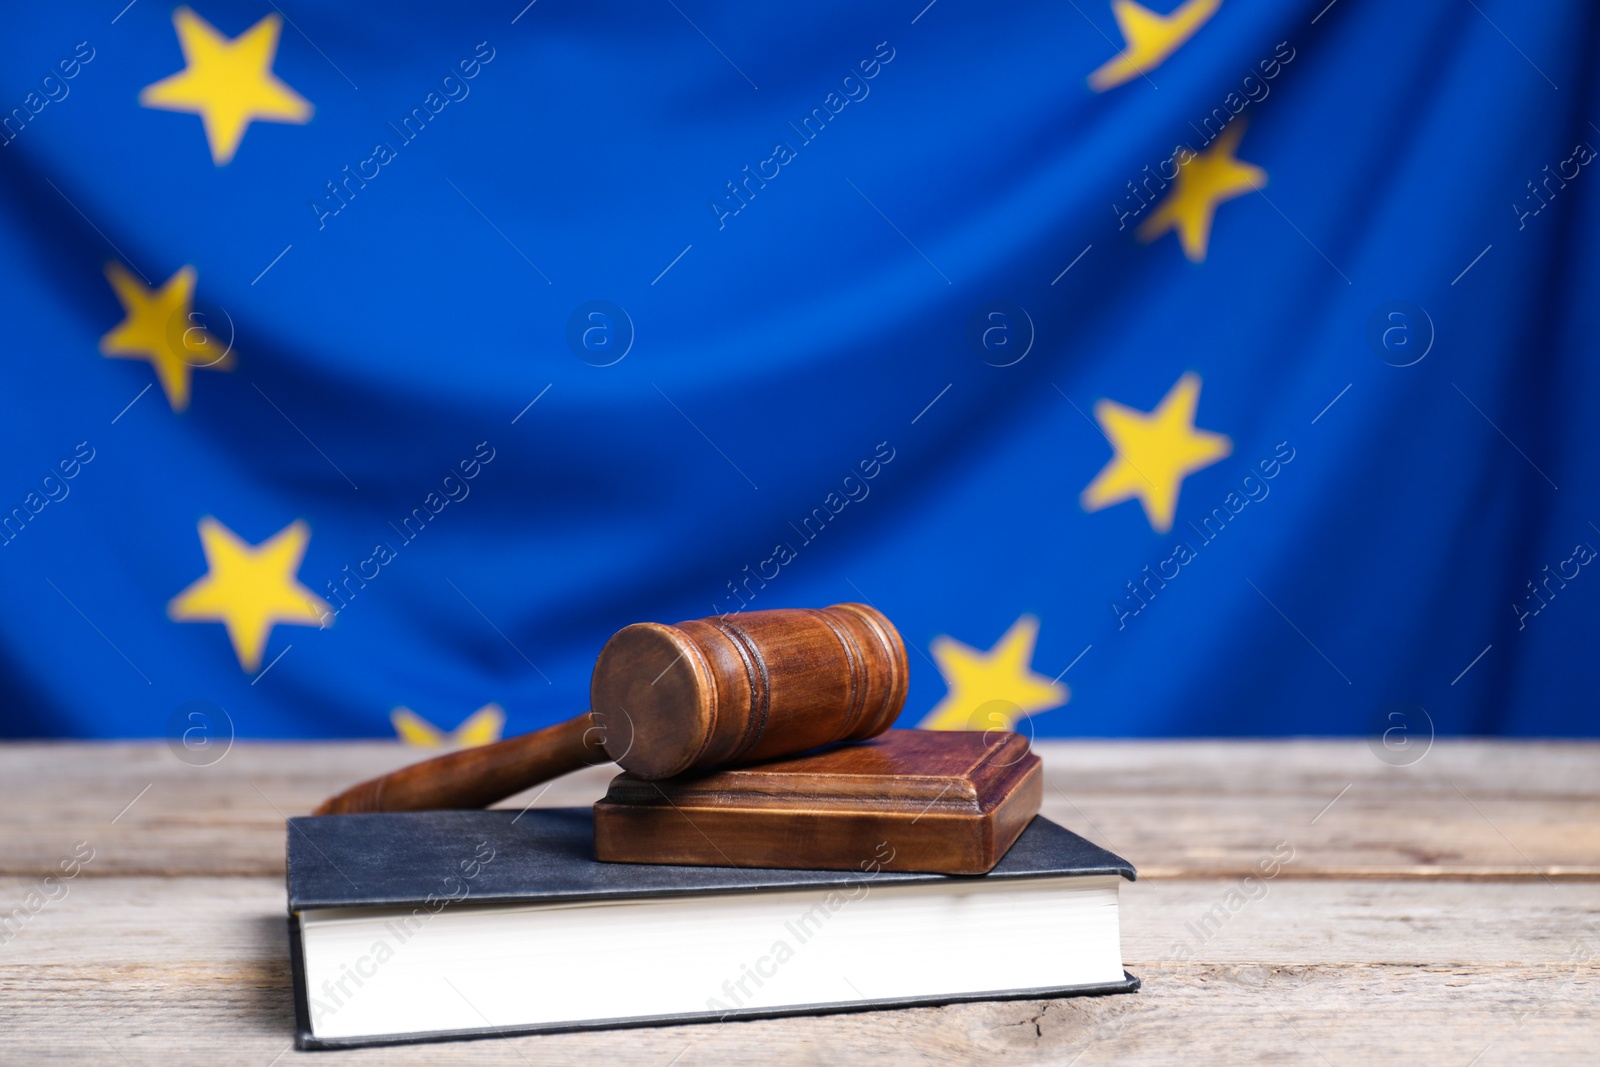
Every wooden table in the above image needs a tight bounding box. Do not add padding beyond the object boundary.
[2,740,1596,1064]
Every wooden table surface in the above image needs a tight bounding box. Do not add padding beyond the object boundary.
[2,740,1596,1065]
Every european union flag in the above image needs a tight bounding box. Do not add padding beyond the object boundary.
[2,0,1596,745]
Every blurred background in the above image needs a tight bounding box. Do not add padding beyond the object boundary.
[2,0,1596,746]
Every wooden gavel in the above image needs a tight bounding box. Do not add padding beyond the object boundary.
[315,603,909,814]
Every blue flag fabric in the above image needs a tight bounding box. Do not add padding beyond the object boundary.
[2,0,1597,742]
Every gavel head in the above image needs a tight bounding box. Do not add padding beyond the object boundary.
[589,603,908,780]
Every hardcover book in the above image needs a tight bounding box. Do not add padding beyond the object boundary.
[286,808,1138,1049]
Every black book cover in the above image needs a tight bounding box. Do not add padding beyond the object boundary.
[286,808,1138,1049]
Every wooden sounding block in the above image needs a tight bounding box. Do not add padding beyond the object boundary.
[593,728,1042,875]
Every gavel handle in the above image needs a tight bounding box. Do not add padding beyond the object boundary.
[313,711,607,815]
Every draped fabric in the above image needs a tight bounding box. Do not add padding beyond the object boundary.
[2,0,1596,740]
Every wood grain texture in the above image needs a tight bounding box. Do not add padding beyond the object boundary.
[1,740,1596,1064]
[591,602,908,779]
[1040,739,1600,880]
[1,740,1595,879]
[0,742,619,878]
[312,602,909,815]
[4,967,1591,1066]
[1,877,1594,1065]
[312,711,607,815]
[594,729,1042,874]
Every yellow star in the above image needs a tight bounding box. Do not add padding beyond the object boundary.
[919,615,1069,731]
[1081,371,1231,533]
[169,518,332,672]
[1089,0,1221,92]
[99,263,233,412]
[1138,122,1266,262]
[139,7,312,165]
[392,704,506,748]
